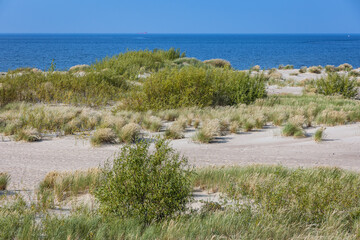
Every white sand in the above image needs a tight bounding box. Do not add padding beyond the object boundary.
[1,124,360,190]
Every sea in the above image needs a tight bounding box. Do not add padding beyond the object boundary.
[0,34,359,72]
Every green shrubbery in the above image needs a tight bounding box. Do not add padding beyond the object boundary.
[92,48,185,79]
[95,139,193,224]
[316,73,358,98]
[133,66,267,110]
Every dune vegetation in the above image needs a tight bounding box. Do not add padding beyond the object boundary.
[3,140,360,239]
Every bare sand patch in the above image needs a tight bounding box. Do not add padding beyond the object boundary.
[1,123,360,191]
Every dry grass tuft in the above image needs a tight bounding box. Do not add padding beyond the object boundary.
[119,123,141,143]
[308,66,322,74]
[14,127,41,142]
[90,128,117,146]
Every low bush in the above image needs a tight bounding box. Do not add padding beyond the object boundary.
[142,116,162,132]
[164,122,185,140]
[316,73,357,98]
[95,139,193,224]
[137,66,267,110]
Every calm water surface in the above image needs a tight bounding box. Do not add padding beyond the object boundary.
[0,34,359,71]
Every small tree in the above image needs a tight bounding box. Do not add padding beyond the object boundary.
[95,139,193,224]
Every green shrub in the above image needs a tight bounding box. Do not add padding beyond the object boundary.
[142,116,162,132]
[282,123,305,138]
[95,139,193,224]
[316,73,357,98]
[137,66,267,110]
[0,172,10,190]
[325,65,336,73]
[93,48,185,79]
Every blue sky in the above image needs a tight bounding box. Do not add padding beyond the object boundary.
[0,0,359,33]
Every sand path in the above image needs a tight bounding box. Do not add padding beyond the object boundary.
[1,123,360,190]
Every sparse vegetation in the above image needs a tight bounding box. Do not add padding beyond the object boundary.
[203,59,231,68]
[0,172,10,190]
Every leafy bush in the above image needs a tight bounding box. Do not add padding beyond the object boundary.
[136,66,267,110]
[316,73,357,98]
[337,63,353,71]
[95,139,193,224]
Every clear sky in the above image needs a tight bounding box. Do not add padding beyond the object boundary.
[0,0,359,34]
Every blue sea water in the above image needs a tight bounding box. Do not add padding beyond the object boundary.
[0,34,359,72]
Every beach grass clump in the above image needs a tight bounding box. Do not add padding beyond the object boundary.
[118,123,141,143]
[278,64,294,70]
[308,66,322,74]
[243,120,254,132]
[142,116,162,132]
[95,139,193,224]
[315,109,347,126]
[250,65,261,72]
[193,119,221,143]
[203,59,231,68]
[337,63,353,72]
[325,65,337,73]
[316,73,357,98]
[39,169,101,201]
[282,123,305,138]
[299,66,307,73]
[14,127,41,142]
[229,121,239,133]
[90,128,117,146]
[314,127,325,142]
[268,70,282,80]
[0,172,10,190]
[164,122,185,140]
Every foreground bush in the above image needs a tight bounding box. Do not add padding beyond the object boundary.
[316,73,357,98]
[95,139,193,224]
[136,66,267,110]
